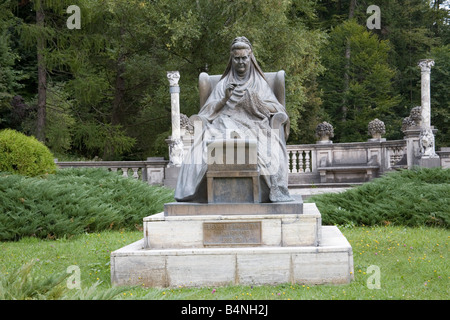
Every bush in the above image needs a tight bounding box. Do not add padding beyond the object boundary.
[0,129,56,176]
[309,168,450,228]
[0,168,175,241]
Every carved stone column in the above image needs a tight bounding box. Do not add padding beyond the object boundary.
[418,59,434,129]
[417,59,439,166]
[167,71,184,167]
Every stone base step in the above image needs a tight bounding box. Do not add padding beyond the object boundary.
[144,202,318,249]
[110,226,354,288]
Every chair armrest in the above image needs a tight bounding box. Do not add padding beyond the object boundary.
[270,112,288,129]
[269,112,289,143]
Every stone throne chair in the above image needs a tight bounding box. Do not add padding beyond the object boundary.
[189,71,289,203]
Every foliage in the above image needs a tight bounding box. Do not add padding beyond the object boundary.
[0,128,56,176]
[309,168,450,228]
[2,0,328,158]
[0,259,69,300]
[316,0,449,142]
[0,227,447,300]
[45,82,76,154]
[430,44,450,149]
[0,0,447,158]
[0,259,128,300]
[0,168,174,241]
[319,20,401,142]
[0,0,25,112]
[71,122,136,160]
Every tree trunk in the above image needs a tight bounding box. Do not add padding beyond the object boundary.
[341,0,356,121]
[104,28,126,159]
[111,55,126,127]
[36,0,46,142]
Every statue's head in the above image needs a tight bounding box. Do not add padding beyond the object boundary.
[230,37,252,77]
[221,36,265,81]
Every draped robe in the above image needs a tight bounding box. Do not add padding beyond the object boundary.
[174,60,293,203]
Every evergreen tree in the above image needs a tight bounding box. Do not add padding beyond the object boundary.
[0,0,24,115]
[64,0,327,158]
[14,0,74,143]
[316,0,448,141]
[319,20,400,142]
[430,44,450,149]
[2,0,446,159]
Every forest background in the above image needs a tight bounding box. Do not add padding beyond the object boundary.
[0,0,448,161]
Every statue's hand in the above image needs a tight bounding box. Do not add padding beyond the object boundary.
[225,83,237,100]
[215,83,237,112]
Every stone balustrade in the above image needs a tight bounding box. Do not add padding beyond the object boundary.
[287,146,314,174]
[55,157,168,186]
[436,147,450,169]
[287,139,407,185]
[54,139,450,188]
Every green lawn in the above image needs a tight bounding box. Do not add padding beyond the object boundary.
[1,225,448,300]
[0,168,448,300]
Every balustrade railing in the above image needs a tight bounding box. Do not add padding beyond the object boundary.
[286,140,406,174]
[287,145,314,173]
[384,141,407,168]
[55,158,168,185]
[54,140,410,187]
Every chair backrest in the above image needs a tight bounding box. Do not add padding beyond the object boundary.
[199,70,286,108]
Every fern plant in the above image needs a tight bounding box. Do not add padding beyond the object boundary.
[0,259,128,300]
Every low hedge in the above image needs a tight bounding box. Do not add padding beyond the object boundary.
[309,167,450,228]
[0,168,175,241]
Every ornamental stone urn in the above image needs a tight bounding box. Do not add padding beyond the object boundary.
[368,118,386,141]
[402,106,422,132]
[315,121,334,144]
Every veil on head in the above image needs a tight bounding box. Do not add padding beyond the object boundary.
[220,36,266,81]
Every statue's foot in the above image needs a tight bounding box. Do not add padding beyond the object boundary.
[269,187,295,202]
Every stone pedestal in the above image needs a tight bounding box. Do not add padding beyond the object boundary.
[111,225,353,288]
[404,126,439,169]
[144,197,314,249]
[111,199,354,287]
[418,157,441,168]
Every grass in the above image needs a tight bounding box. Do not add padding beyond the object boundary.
[0,226,448,300]
[0,167,448,300]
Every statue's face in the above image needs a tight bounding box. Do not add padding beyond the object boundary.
[232,49,251,77]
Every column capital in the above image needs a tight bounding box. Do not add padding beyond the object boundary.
[167,71,180,86]
[418,59,434,72]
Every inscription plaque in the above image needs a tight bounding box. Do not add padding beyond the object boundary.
[203,221,262,246]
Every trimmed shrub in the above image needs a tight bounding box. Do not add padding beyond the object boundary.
[309,168,450,228]
[0,129,56,176]
[0,168,175,241]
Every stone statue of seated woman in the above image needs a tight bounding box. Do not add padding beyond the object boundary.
[175,36,293,203]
